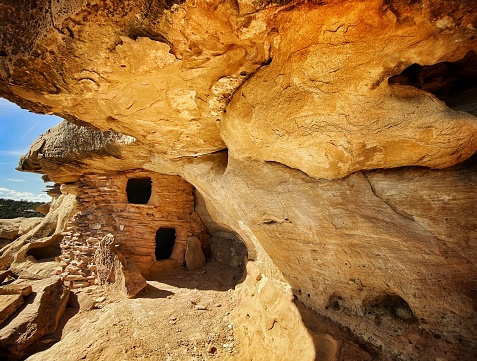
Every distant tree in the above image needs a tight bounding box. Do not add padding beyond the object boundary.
[0,198,47,219]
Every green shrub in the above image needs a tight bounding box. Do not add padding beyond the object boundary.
[0,198,46,219]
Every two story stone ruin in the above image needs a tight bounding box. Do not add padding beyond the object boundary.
[58,170,208,288]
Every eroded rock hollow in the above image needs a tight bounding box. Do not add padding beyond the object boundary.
[1,0,476,360]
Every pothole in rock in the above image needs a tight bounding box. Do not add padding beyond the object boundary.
[389,50,477,116]
[362,293,418,325]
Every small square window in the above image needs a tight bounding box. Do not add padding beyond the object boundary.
[126,178,152,204]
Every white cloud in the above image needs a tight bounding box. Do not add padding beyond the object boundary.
[6,179,25,182]
[0,187,50,202]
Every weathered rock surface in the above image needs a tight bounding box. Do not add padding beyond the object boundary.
[18,120,146,183]
[111,253,147,298]
[232,262,377,360]
[185,236,206,271]
[0,294,24,325]
[1,0,476,177]
[0,218,43,241]
[0,0,476,360]
[178,155,477,360]
[231,262,316,360]
[221,2,477,178]
[0,193,76,275]
[0,284,33,296]
[0,277,70,361]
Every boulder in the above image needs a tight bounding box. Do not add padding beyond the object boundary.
[111,253,147,299]
[0,277,70,361]
[185,237,206,271]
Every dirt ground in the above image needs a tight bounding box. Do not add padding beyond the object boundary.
[25,261,244,361]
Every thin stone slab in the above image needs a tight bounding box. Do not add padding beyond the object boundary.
[0,284,32,296]
[185,237,206,271]
[0,270,13,284]
[0,294,23,325]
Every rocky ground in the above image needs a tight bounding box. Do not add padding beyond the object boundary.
[24,261,243,361]
[0,218,43,247]
[0,0,476,359]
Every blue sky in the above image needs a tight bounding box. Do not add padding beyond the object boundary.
[0,98,61,202]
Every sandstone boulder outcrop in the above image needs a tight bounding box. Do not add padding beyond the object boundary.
[0,193,77,276]
[111,253,147,298]
[0,284,33,296]
[0,218,43,241]
[0,294,24,325]
[0,284,33,325]
[0,277,70,361]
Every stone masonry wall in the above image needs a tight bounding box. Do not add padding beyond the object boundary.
[57,171,208,287]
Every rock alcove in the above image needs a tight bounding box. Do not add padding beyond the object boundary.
[0,0,476,360]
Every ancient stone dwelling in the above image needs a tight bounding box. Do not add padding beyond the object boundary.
[58,171,207,287]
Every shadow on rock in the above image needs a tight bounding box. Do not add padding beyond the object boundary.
[136,283,174,299]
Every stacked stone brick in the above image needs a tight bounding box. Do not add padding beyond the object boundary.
[57,226,99,288]
[57,171,207,288]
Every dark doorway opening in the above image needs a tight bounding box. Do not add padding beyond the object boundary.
[155,228,176,260]
[126,178,152,204]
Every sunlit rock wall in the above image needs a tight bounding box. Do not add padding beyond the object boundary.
[1,0,476,359]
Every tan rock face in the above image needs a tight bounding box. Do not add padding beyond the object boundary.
[1,0,476,360]
[0,277,70,361]
[18,121,144,183]
[1,0,476,176]
[0,284,33,297]
[222,2,477,178]
[0,294,24,325]
[0,218,43,241]
[179,155,477,359]
[0,0,274,158]
[231,262,316,361]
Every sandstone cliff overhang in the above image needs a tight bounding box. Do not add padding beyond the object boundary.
[1,0,477,360]
[17,121,144,183]
[1,0,476,178]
